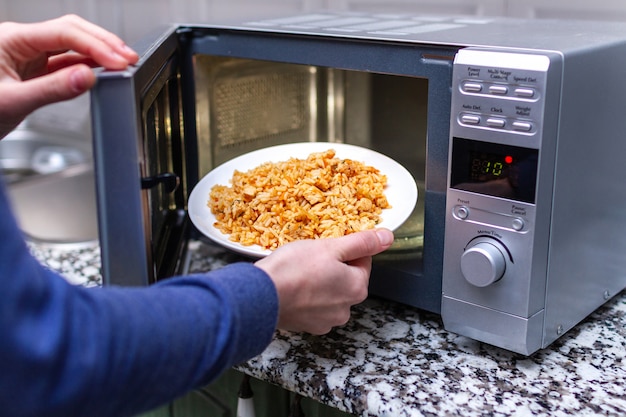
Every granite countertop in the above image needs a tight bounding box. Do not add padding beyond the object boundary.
[30,240,626,417]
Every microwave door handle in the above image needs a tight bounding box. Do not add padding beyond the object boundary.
[141,172,179,193]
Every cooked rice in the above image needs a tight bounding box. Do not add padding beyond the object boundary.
[208,149,390,250]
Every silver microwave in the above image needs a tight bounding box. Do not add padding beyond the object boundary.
[90,12,626,355]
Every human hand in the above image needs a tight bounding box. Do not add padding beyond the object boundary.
[254,228,394,335]
[0,14,138,138]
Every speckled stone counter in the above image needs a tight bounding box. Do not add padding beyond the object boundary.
[30,240,626,417]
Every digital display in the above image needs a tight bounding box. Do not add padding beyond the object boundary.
[469,151,513,182]
[451,138,538,203]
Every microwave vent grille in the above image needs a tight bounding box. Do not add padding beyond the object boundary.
[211,67,315,149]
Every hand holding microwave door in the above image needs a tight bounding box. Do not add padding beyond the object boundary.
[188,142,418,257]
[0,15,138,139]
[0,15,396,417]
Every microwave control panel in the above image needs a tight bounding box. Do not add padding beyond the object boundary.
[450,48,550,149]
[442,48,553,354]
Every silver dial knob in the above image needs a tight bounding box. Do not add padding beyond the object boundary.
[461,238,507,287]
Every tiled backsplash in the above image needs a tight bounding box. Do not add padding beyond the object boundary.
[1,0,626,43]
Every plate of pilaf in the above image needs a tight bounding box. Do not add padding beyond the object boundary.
[188,142,418,258]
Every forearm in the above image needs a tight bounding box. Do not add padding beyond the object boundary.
[0,258,278,417]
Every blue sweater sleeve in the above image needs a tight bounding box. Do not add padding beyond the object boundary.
[0,179,279,417]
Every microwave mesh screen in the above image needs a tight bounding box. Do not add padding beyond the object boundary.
[194,56,319,170]
[212,69,312,147]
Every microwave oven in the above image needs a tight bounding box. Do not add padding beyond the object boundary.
[90,12,626,355]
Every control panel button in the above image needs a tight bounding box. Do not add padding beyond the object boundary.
[489,85,508,95]
[463,82,483,93]
[511,218,525,231]
[454,206,470,219]
[514,87,535,98]
[451,205,529,233]
[512,121,533,132]
[486,118,506,128]
[460,114,481,125]
[461,238,507,287]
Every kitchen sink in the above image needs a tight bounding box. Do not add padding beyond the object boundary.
[7,163,99,244]
[1,127,99,244]
[0,127,91,180]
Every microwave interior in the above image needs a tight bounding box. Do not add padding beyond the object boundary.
[95,27,455,313]
[192,55,428,257]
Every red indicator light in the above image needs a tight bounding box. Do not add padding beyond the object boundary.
[504,155,514,164]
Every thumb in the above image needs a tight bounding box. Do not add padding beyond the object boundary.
[333,228,394,263]
[5,64,95,117]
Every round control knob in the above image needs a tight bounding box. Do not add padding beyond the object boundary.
[460,239,507,287]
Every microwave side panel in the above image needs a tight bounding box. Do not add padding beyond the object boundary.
[91,27,183,287]
[541,41,626,348]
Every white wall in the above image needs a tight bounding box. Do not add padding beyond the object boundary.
[2,0,626,44]
[0,0,330,43]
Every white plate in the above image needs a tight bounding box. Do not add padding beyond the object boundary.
[188,142,418,258]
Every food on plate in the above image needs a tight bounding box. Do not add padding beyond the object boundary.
[208,149,390,250]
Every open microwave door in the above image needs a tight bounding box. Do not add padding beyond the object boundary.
[91,26,197,287]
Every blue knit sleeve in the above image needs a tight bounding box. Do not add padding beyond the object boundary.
[0,178,278,417]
